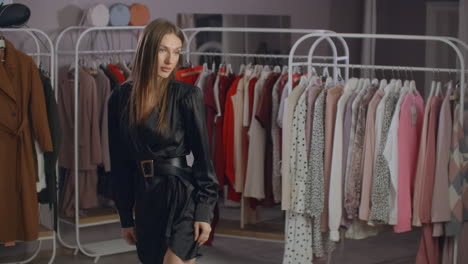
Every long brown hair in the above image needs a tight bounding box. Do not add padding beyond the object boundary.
[129,18,185,133]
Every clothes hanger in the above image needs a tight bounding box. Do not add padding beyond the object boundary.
[445,80,453,96]
[379,78,388,91]
[239,64,245,75]
[428,80,436,98]
[435,81,442,96]
[282,65,288,74]
[273,65,281,73]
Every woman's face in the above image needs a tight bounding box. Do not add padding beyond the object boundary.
[157,33,182,79]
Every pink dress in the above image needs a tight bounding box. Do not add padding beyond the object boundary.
[415,96,443,264]
[394,91,424,233]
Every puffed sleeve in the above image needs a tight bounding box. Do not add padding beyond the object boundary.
[108,87,136,228]
[182,86,219,224]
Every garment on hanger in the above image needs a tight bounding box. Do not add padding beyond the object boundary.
[58,67,102,217]
[290,83,309,214]
[412,89,434,227]
[203,72,217,158]
[282,77,308,211]
[37,72,61,208]
[99,64,119,90]
[195,65,212,92]
[321,84,343,232]
[341,91,358,223]
[359,88,384,221]
[223,75,243,199]
[93,69,112,173]
[107,63,126,84]
[307,86,326,217]
[0,39,53,242]
[445,102,465,236]
[344,81,369,186]
[345,85,377,219]
[431,87,453,236]
[176,65,204,85]
[255,72,281,206]
[383,82,408,225]
[213,69,235,190]
[305,82,321,156]
[244,68,272,200]
[394,90,424,233]
[271,73,288,203]
[369,87,399,224]
[329,78,358,241]
[419,96,443,225]
[415,95,443,264]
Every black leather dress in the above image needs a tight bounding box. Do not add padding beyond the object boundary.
[107,80,219,263]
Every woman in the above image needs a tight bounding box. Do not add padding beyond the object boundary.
[108,18,219,264]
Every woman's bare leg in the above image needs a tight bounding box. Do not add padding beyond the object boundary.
[163,248,196,264]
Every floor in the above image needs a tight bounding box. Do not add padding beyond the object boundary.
[0,206,421,264]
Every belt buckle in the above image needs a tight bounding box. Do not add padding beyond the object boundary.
[140,160,154,178]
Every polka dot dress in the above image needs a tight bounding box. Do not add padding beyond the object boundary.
[290,92,309,214]
[369,91,399,223]
[283,88,335,263]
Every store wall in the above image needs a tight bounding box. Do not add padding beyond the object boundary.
[329,0,365,65]
[15,0,331,38]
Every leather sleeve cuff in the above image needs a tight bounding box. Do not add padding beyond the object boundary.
[119,210,135,228]
[194,203,213,224]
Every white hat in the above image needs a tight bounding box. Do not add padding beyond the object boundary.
[86,4,109,27]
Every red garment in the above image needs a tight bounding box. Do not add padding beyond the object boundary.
[175,65,203,85]
[107,64,126,84]
[213,71,235,190]
[255,73,281,207]
[227,184,242,202]
[223,75,243,187]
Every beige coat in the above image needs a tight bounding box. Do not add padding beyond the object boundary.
[0,39,53,242]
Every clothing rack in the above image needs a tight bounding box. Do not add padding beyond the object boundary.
[0,28,56,264]
[287,33,467,122]
[284,32,468,264]
[181,27,352,235]
[54,25,351,261]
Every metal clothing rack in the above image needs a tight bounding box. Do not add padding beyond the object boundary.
[53,25,351,261]
[0,28,56,264]
[285,32,468,264]
[179,28,351,235]
[288,33,467,122]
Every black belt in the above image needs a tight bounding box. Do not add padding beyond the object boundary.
[137,157,188,178]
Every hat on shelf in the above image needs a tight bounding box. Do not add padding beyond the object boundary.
[129,3,150,26]
[86,4,109,27]
[109,3,131,26]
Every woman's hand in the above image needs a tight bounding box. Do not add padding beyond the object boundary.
[122,227,137,245]
[193,221,211,245]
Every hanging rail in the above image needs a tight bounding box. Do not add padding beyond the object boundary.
[288,33,466,123]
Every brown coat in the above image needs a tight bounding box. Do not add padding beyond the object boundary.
[58,67,102,170]
[0,39,53,242]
